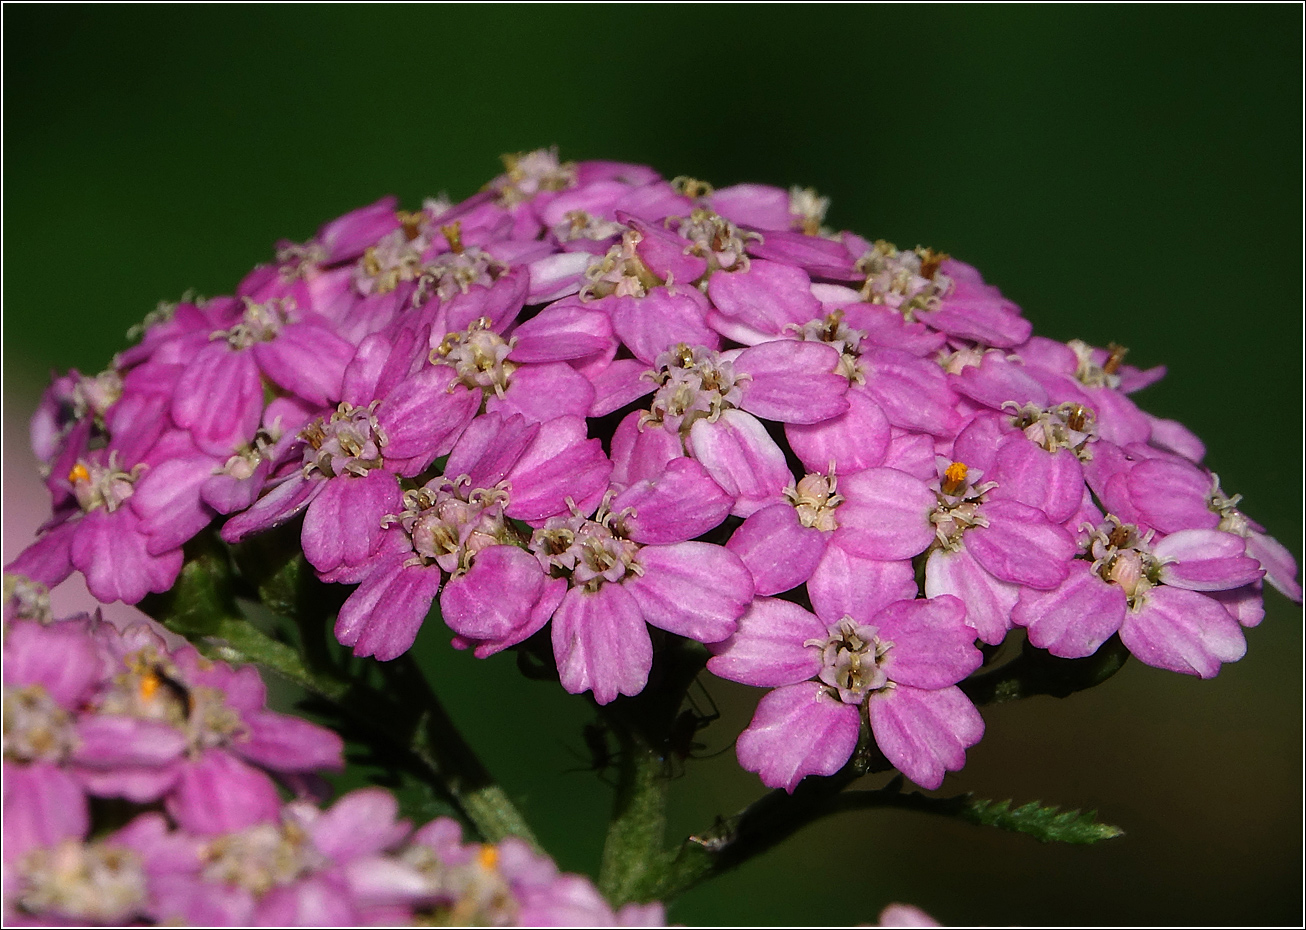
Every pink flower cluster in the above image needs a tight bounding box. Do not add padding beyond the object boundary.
[10,148,1298,795]
[1,601,663,926]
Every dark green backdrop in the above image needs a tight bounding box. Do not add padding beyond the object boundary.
[4,5,1301,925]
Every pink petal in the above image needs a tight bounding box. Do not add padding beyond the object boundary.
[808,546,919,626]
[831,468,936,561]
[253,321,354,406]
[610,412,684,489]
[444,411,539,490]
[611,458,733,545]
[924,547,1019,645]
[950,354,1048,411]
[220,474,323,544]
[1126,459,1219,533]
[490,362,596,425]
[302,470,402,576]
[986,439,1084,525]
[861,347,963,437]
[735,340,849,424]
[166,750,282,835]
[172,343,263,455]
[335,563,442,661]
[785,387,891,474]
[587,358,658,417]
[736,681,860,792]
[706,597,824,687]
[312,788,410,862]
[608,289,719,365]
[440,545,555,644]
[71,509,183,604]
[709,183,791,229]
[238,711,345,773]
[376,369,479,472]
[688,410,792,518]
[131,454,220,555]
[706,259,821,338]
[965,500,1076,590]
[502,415,612,524]
[874,596,983,690]
[1012,561,1126,659]
[1121,586,1247,678]
[509,301,614,363]
[868,685,983,790]
[3,762,88,863]
[551,584,653,705]
[917,299,1032,348]
[626,542,753,643]
[725,502,828,596]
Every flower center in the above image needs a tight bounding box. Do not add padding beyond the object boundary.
[300,403,386,479]
[640,344,748,433]
[929,461,996,551]
[4,575,53,624]
[1068,339,1128,389]
[1087,516,1166,607]
[806,617,893,705]
[1206,474,1251,537]
[785,472,844,531]
[494,147,577,206]
[791,310,867,383]
[582,228,663,299]
[200,819,316,895]
[415,246,505,305]
[16,839,148,924]
[530,500,643,593]
[669,207,756,275]
[67,454,143,513]
[275,240,329,280]
[2,684,77,763]
[556,209,624,243]
[356,231,425,296]
[401,841,518,925]
[215,297,293,350]
[97,647,246,757]
[71,369,123,420]
[1003,401,1098,460]
[385,479,513,575]
[856,241,952,320]
[789,186,830,236]
[430,318,517,397]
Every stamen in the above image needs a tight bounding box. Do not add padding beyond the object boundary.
[1103,342,1128,375]
[397,210,425,241]
[441,221,464,254]
[941,462,969,496]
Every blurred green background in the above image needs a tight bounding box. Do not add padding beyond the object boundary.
[4,5,1301,925]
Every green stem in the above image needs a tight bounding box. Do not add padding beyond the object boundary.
[595,636,712,905]
[202,612,538,848]
[598,737,671,905]
[651,754,866,900]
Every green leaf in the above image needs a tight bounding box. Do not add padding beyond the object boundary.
[958,796,1124,845]
[139,529,238,637]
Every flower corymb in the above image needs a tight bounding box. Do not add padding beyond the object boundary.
[9,147,1298,807]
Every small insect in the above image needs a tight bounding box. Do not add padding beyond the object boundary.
[659,678,729,777]
[564,721,618,786]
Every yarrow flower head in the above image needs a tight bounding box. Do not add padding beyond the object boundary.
[7,147,1297,805]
